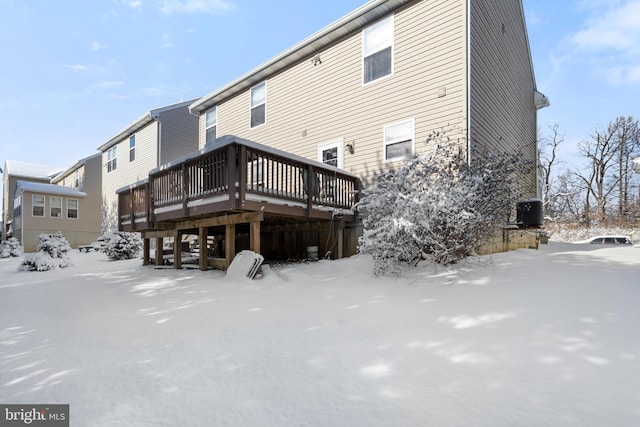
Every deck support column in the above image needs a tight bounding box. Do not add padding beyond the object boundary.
[155,237,163,266]
[336,220,345,259]
[143,238,150,266]
[199,227,208,271]
[225,223,235,270]
[173,231,181,270]
[250,220,261,253]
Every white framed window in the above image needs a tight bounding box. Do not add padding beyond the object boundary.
[50,196,62,218]
[206,107,217,144]
[129,135,136,162]
[13,194,22,218]
[67,199,78,219]
[384,119,414,161]
[250,82,266,128]
[107,146,117,172]
[363,15,394,84]
[32,195,45,217]
[317,139,343,169]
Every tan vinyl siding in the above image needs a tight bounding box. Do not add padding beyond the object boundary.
[158,105,199,165]
[469,0,537,196]
[201,0,468,186]
[16,190,98,252]
[102,122,158,219]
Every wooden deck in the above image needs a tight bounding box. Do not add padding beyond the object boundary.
[117,136,361,270]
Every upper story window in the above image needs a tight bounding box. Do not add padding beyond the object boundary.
[67,199,78,219]
[363,15,394,84]
[107,146,117,172]
[206,107,217,144]
[32,195,44,217]
[250,82,266,128]
[129,135,136,162]
[13,194,22,218]
[50,196,62,218]
[384,118,414,162]
[74,170,80,188]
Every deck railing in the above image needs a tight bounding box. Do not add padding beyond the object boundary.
[118,138,359,230]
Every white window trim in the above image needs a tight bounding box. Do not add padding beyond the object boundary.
[250,81,267,129]
[129,135,136,162]
[50,196,62,218]
[67,199,79,219]
[107,146,117,172]
[317,138,344,169]
[383,118,415,162]
[32,194,45,217]
[362,14,395,86]
[205,106,218,142]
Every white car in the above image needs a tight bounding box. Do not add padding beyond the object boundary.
[574,235,633,245]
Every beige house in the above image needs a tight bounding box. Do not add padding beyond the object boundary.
[97,99,200,231]
[117,0,547,269]
[2,160,62,241]
[8,154,103,252]
[189,0,547,191]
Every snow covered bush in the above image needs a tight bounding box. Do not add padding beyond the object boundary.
[358,132,532,275]
[18,232,71,271]
[101,231,142,260]
[0,237,23,258]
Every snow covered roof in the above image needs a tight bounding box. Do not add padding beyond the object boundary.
[15,180,87,197]
[4,160,62,180]
[51,153,101,183]
[97,99,200,152]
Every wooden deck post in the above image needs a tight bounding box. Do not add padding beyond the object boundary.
[336,220,345,259]
[225,223,235,269]
[250,220,261,253]
[155,237,163,266]
[143,238,150,266]
[173,231,181,270]
[199,227,208,271]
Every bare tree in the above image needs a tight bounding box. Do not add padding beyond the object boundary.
[538,124,565,219]
[577,120,623,224]
[613,116,640,222]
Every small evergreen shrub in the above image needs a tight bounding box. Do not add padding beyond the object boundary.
[18,232,71,271]
[101,231,142,260]
[0,237,23,258]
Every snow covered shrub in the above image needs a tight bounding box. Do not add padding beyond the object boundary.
[0,237,23,258]
[101,231,142,260]
[18,232,71,271]
[358,131,532,274]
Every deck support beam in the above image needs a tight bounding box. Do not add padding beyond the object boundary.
[143,238,150,266]
[199,226,208,271]
[173,230,181,270]
[225,223,235,269]
[155,237,163,266]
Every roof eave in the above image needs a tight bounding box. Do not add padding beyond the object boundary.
[189,0,414,115]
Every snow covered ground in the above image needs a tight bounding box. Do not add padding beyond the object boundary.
[1,242,639,426]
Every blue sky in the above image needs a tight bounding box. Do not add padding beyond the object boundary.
[0,0,638,172]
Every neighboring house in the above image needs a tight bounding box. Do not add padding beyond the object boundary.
[6,154,103,252]
[97,99,200,231]
[2,160,62,241]
[118,0,547,269]
[12,181,88,252]
[50,153,104,244]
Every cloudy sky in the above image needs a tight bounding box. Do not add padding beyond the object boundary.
[0,0,638,172]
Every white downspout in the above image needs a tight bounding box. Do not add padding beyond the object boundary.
[466,0,472,166]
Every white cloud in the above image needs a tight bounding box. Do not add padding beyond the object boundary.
[570,0,640,85]
[90,42,108,51]
[126,0,143,10]
[94,81,124,89]
[571,1,640,53]
[160,0,234,15]
[66,64,89,72]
